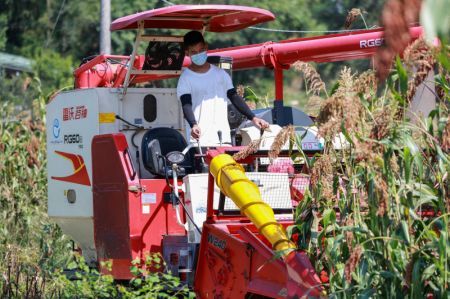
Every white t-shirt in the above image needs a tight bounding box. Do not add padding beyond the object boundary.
[177,65,234,146]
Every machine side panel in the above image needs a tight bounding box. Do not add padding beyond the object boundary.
[138,179,186,253]
[92,135,132,259]
[120,88,183,131]
[46,89,100,263]
[91,134,186,279]
[195,223,290,298]
[47,89,99,216]
[194,224,250,298]
[92,133,185,279]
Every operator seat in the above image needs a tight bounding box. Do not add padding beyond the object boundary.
[141,127,195,177]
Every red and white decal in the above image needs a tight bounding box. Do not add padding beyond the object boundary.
[51,151,91,186]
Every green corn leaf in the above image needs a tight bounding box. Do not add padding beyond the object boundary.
[329,81,340,96]
[422,264,436,281]
[400,220,411,245]
[322,208,336,227]
[379,271,395,279]
[404,146,412,183]
[412,258,424,297]
[395,56,409,97]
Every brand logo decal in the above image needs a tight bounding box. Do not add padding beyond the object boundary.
[207,233,226,250]
[196,207,207,213]
[52,118,60,138]
[51,151,91,186]
[360,38,384,48]
[63,105,87,121]
[64,134,83,144]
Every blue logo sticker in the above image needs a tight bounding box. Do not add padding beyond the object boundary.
[53,118,60,138]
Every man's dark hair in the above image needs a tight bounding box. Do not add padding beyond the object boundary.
[183,31,205,49]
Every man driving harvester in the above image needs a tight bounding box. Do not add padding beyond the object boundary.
[177,31,269,146]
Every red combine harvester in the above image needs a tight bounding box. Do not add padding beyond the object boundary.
[46,5,423,298]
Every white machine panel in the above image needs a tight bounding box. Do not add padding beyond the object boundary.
[47,89,99,217]
[96,88,184,179]
[120,88,183,130]
[47,89,100,261]
[183,172,293,243]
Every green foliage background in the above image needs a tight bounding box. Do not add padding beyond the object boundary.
[0,0,385,107]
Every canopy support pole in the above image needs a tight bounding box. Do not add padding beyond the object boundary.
[274,67,283,102]
[122,21,144,100]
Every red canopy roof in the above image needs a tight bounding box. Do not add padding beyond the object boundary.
[110,5,275,32]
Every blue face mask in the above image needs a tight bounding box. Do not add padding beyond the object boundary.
[191,51,208,66]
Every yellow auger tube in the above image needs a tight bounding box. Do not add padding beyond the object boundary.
[210,154,296,255]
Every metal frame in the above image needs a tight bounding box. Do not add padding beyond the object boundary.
[130,70,182,75]
[121,21,144,99]
[141,35,184,42]
[121,23,185,99]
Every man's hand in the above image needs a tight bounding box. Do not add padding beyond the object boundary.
[251,117,270,129]
[191,124,201,140]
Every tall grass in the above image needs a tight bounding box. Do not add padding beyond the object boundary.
[0,97,73,298]
[292,41,450,297]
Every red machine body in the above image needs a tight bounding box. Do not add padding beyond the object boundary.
[195,221,321,298]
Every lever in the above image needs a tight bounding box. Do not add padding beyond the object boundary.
[217,130,223,147]
[197,141,205,164]
[182,143,195,155]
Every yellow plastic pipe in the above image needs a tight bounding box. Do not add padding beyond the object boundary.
[209,154,296,255]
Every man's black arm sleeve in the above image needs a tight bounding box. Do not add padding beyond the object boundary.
[180,94,197,128]
[227,88,255,120]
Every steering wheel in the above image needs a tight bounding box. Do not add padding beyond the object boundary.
[166,142,201,164]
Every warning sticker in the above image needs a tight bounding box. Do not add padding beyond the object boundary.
[99,113,116,123]
[142,193,156,204]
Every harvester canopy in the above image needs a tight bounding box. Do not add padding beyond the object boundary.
[110,4,275,32]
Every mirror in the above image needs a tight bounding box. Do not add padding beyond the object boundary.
[166,151,185,164]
